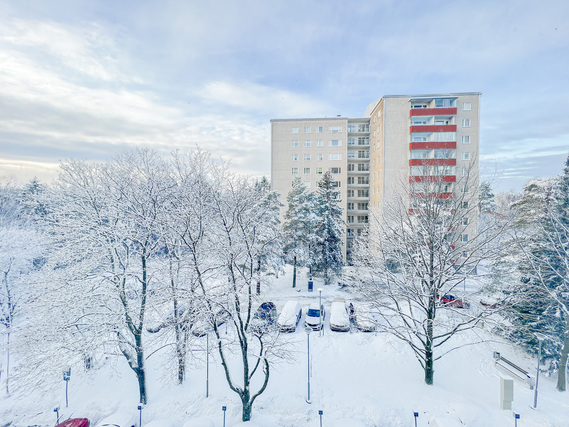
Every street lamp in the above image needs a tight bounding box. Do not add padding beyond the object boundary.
[533,332,547,409]
[304,326,312,404]
[317,288,323,337]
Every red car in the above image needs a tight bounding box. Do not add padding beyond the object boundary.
[439,294,469,309]
[56,419,89,427]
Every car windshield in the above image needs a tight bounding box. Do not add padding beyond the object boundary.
[307,309,320,317]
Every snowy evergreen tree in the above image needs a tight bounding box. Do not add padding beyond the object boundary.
[309,171,344,285]
[282,177,318,287]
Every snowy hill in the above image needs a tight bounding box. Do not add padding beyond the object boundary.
[1,267,568,427]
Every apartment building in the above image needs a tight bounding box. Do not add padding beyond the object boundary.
[271,92,481,260]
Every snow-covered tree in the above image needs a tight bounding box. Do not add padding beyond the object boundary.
[282,177,318,287]
[29,149,173,403]
[350,164,509,385]
[309,171,344,285]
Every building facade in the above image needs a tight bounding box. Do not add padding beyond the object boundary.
[271,92,481,260]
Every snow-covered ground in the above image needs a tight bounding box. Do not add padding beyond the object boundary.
[1,267,568,427]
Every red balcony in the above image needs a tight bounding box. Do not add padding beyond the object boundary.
[410,176,456,183]
[410,142,456,150]
[410,108,457,117]
[410,125,456,133]
[410,192,454,199]
[409,159,456,166]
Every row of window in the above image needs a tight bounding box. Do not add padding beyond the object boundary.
[347,189,369,198]
[347,202,369,210]
[292,153,342,161]
[411,118,472,127]
[410,99,471,109]
[347,215,368,224]
[291,140,342,147]
[292,126,342,134]
[291,166,342,175]
[348,137,369,146]
[409,150,471,160]
[347,176,369,185]
[410,134,471,144]
[347,124,370,133]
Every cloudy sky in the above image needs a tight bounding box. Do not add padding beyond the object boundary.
[0,0,568,192]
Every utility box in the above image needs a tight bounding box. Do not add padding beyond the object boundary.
[500,377,514,410]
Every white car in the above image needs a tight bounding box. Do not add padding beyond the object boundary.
[329,298,350,332]
[305,302,325,331]
[354,304,375,332]
[277,301,302,332]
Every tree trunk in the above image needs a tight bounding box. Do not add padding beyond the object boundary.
[242,397,252,422]
[135,333,147,404]
[256,258,261,295]
[292,256,297,288]
[424,296,435,385]
[557,325,569,392]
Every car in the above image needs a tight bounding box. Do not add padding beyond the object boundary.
[329,298,350,332]
[439,294,469,309]
[277,301,302,333]
[305,302,325,331]
[354,304,375,332]
[191,307,231,337]
[56,419,89,427]
[250,302,277,334]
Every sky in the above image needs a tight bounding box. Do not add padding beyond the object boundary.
[0,0,568,193]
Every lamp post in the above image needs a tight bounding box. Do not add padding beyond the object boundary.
[206,332,209,398]
[222,405,227,427]
[318,409,323,427]
[305,326,312,404]
[414,412,419,427]
[138,405,143,427]
[533,332,547,409]
[63,368,71,407]
[317,288,323,337]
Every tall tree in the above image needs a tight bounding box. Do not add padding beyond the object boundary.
[309,171,344,285]
[350,164,508,385]
[282,177,317,287]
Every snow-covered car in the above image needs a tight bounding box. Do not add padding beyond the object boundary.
[56,419,89,427]
[329,298,350,332]
[96,411,137,427]
[354,304,375,332]
[191,308,231,337]
[305,302,325,331]
[250,302,277,334]
[438,294,470,309]
[277,301,302,333]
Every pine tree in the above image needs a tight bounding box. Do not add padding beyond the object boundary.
[282,177,317,287]
[309,172,344,285]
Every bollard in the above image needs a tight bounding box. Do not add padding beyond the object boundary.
[222,405,227,427]
[54,407,60,424]
[138,405,142,427]
[514,413,520,427]
[414,412,419,427]
[318,409,323,427]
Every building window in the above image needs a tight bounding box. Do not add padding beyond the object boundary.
[292,127,299,134]
[460,234,468,242]
[461,152,470,160]
[329,154,341,160]
[358,123,369,133]
[348,125,357,133]
[292,154,298,161]
[304,167,310,174]
[411,135,428,142]
[316,167,323,174]
[357,216,368,223]
[462,168,468,177]
[331,181,340,188]
[462,119,471,128]
[357,176,369,184]
[316,140,323,147]
[347,215,354,223]
[357,163,369,172]
[304,140,311,147]
[304,182,311,188]
[316,154,323,161]
[316,126,323,133]
[348,151,355,159]
[434,132,456,142]
[462,201,469,208]
[304,154,311,161]
[348,137,356,146]
[304,126,311,133]
[462,217,469,225]
[347,190,355,197]
[329,126,342,133]
[348,164,355,171]
[462,135,470,144]
[329,140,342,147]
[357,202,369,210]
[347,202,354,210]
[462,102,471,111]
[357,189,369,197]
[347,177,355,184]
[358,150,369,159]
[292,140,299,147]
[358,137,369,145]
[292,168,298,174]
[329,167,341,174]
[435,98,456,108]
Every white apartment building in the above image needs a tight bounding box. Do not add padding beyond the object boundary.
[271,92,481,260]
